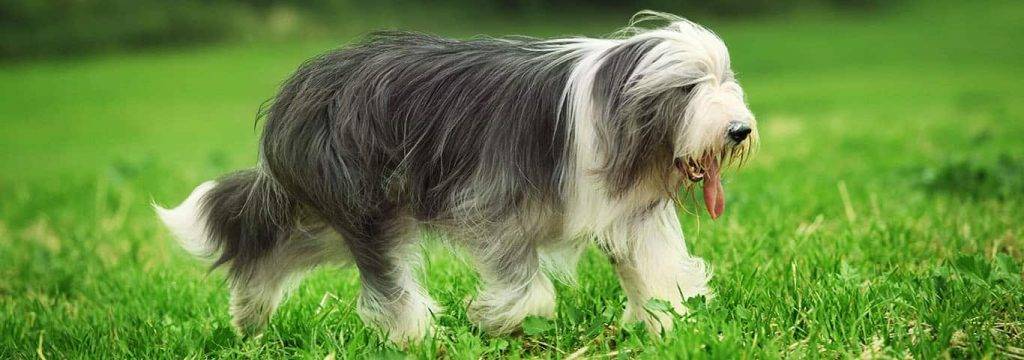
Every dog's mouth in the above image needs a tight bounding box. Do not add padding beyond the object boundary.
[674,154,725,219]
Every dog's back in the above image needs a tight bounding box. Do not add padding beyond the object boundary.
[260,31,577,227]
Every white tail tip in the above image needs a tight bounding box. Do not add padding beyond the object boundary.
[154,181,218,259]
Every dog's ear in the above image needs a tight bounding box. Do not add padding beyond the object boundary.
[592,39,684,196]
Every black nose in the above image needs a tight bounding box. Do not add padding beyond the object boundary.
[728,122,752,142]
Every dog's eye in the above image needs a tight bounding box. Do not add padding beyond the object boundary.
[678,84,695,95]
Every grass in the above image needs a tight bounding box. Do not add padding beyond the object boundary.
[1,1,1022,358]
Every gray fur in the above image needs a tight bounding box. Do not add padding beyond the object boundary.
[174,21,738,339]
[250,31,581,294]
[593,38,693,196]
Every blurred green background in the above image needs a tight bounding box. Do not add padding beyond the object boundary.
[1,0,1022,358]
[1,0,884,59]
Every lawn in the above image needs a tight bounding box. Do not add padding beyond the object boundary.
[1,1,1022,358]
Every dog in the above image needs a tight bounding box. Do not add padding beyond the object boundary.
[155,11,756,345]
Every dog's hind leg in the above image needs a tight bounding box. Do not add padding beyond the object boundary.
[466,234,557,335]
[338,213,438,346]
[227,226,348,336]
[155,175,337,336]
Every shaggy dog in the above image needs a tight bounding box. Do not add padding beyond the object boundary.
[156,12,757,345]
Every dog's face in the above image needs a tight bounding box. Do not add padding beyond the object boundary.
[595,17,757,218]
[669,63,757,219]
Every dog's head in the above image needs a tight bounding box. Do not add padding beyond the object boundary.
[588,12,757,218]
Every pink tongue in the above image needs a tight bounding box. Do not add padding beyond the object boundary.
[702,157,725,219]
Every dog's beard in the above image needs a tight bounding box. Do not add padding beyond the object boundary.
[675,153,725,219]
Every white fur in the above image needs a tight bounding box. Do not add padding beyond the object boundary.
[358,279,439,345]
[154,181,218,259]
[552,14,733,334]
[607,202,711,333]
[555,16,750,234]
[618,14,755,161]
[355,234,440,345]
[469,270,557,334]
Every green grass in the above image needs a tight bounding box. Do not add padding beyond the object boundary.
[2,1,1022,358]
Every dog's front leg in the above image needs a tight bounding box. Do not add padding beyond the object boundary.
[603,202,711,335]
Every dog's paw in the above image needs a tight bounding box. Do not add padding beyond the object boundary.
[621,298,690,336]
[384,312,436,348]
[468,276,556,335]
[358,292,439,347]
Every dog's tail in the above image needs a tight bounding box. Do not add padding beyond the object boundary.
[154,169,297,271]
